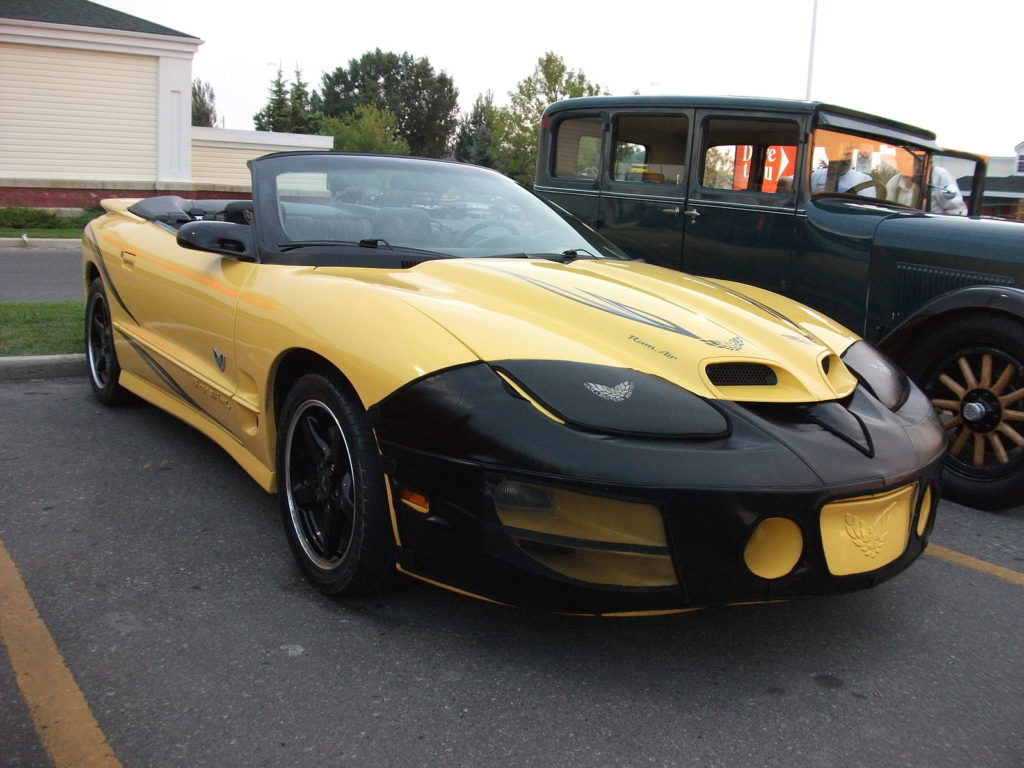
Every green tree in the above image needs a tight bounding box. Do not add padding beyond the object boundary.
[319,105,410,154]
[453,92,499,168]
[318,50,458,157]
[287,69,317,134]
[191,78,217,127]
[494,52,604,182]
[702,147,735,189]
[253,68,291,132]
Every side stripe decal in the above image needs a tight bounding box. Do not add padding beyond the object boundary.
[85,231,138,325]
[119,332,232,435]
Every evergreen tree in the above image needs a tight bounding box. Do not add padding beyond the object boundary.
[288,69,317,134]
[253,69,291,132]
[453,92,499,168]
[191,78,217,127]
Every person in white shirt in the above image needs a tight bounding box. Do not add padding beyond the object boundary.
[810,151,878,197]
[884,161,968,215]
[928,165,968,215]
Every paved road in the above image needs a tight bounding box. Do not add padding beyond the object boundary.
[0,246,83,302]
[1,377,1021,768]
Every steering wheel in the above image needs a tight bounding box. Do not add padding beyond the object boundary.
[454,221,519,246]
[845,178,886,198]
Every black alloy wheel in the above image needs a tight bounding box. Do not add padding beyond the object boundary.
[277,373,396,594]
[85,278,126,405]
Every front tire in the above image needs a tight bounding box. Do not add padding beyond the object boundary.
[904,315,1024,510]
[85,278,126,405]
[277,373,396,594]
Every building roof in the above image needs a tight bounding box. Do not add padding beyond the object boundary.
[984,176,1024,195]
[0,0,196,39]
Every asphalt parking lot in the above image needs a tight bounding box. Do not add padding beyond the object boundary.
[1,376,1021,768]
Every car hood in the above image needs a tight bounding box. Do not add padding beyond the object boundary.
[323,258,861,402]
[874,209,1024,265]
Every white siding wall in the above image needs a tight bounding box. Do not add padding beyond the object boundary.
[0,42,158,181]
[191,127,333,188]
[191,144,264,187]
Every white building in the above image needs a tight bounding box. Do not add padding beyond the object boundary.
[0,0,329,208]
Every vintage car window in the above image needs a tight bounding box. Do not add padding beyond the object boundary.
[700,117,798,194]
[810,128,929,207]
[611,114,688,185]
[261,154,628,262]
[552,117,603,179]
[928,155,970,215]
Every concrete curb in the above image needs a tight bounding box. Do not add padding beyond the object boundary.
[0,237,80,250]
[0,354,85,381]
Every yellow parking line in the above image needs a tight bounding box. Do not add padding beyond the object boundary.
[0,540,122,768]
[927,544,1024,586]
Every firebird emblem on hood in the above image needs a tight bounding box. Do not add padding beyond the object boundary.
[585,381,635,402]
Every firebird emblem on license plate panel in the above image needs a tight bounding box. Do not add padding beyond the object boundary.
[212,348,226,372]
[844,503,896,558]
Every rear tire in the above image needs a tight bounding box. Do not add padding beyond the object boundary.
[85,278,126,405]
[277,373,396,594]
[904,315,1024,511]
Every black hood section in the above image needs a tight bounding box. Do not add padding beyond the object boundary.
[370,362,943,492]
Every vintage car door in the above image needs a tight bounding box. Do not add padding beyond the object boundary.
[678,111,803,293]
[535,110,606,234]
[593,110,694,271]
[105,222,256,437]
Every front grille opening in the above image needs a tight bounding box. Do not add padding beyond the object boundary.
[706,362,778,387]
[514,538,678,587]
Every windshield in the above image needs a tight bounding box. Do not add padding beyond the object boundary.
[253,153,628,261]
[809,128,969,215]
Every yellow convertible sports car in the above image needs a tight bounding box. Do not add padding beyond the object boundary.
[83,152,945,614]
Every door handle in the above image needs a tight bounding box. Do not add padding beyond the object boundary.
[683,208,701,220]
[661,206,681,216]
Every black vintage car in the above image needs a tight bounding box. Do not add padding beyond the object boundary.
[535,96,1024,511]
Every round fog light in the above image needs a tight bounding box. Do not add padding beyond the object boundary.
[744,517,803,579]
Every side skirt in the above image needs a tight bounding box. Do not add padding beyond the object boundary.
[119,370,276,492]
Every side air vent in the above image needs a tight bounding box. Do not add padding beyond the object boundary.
[706,362,778,387]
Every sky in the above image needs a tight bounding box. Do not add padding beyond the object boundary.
[99,0,1021,157]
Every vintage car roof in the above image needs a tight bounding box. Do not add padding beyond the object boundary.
[543,95,938,147]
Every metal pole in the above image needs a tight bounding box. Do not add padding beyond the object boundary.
[805,0,818,100]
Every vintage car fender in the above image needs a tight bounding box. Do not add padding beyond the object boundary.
[881,284,1024,355]
[868,213,1024,352]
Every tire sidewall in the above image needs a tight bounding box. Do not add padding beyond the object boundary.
[276,372,394,594]
[85,278,124,405]
[905,314,1024,510]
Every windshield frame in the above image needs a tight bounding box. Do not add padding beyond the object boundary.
[808,112,984,216]
[249,152,630,267]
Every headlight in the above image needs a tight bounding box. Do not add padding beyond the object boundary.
[840,341,910,411]
[492,360,729,438]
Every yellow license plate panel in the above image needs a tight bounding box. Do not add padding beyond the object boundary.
[820,484,915,576]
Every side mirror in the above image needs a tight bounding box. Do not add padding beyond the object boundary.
[177,221,255,260]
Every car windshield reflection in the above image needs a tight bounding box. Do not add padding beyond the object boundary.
[254,153,628,262]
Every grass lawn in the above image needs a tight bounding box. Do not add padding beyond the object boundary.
[0,228,83,239]
[0,301,84,356]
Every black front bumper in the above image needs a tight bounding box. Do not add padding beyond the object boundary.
[370,363,945,614]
